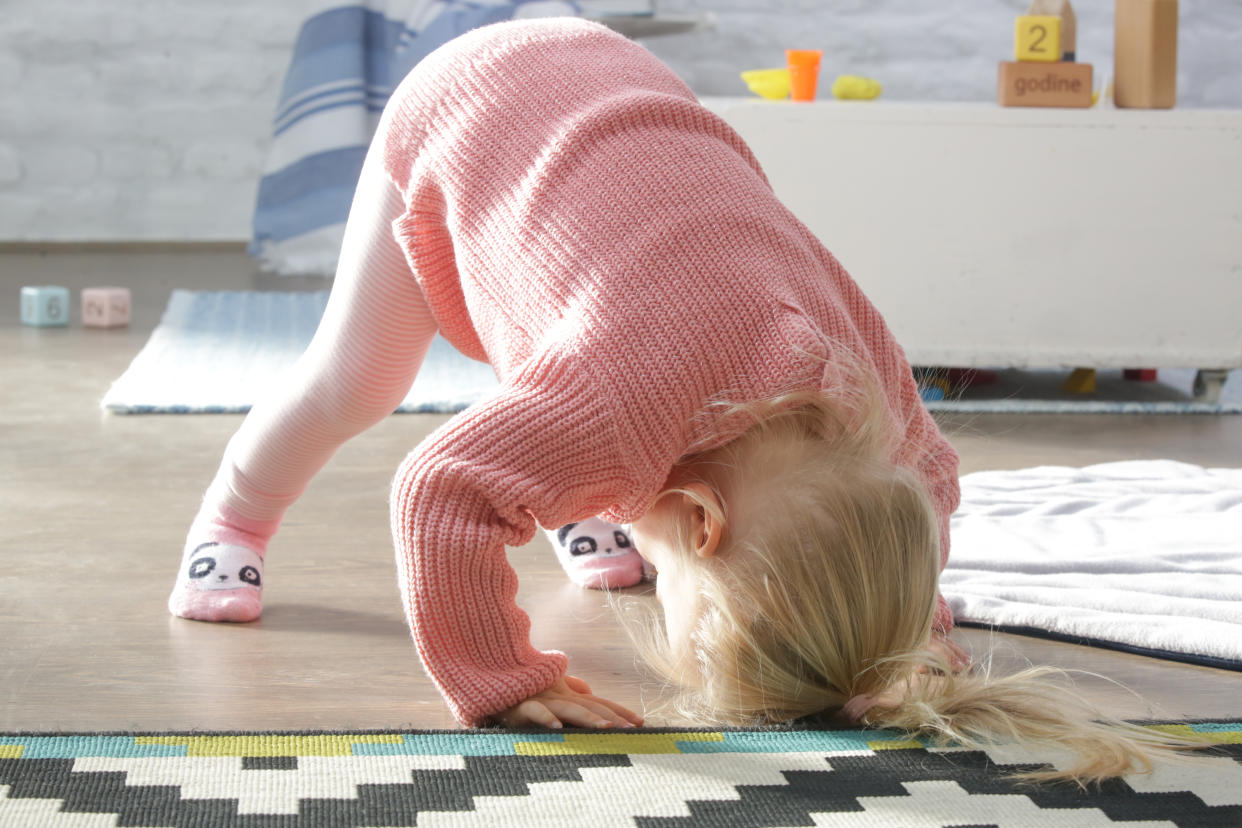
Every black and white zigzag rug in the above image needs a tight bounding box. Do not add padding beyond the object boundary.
[2,724,1240,826]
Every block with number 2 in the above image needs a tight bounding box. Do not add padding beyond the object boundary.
[1015,15,1061,62]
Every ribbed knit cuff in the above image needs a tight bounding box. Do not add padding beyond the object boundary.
[446,650,570,727]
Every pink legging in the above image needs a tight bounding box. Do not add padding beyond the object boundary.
[201,144,438,535]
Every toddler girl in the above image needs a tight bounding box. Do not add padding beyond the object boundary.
[170,18,1199,782]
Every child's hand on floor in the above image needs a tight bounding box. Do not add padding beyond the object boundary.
[493,675,644,729]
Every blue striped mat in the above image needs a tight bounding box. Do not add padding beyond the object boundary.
[102,290,1242,415]
[102,290,498,414]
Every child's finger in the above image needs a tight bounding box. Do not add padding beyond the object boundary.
[590,695,644,726]
[506,700,563,729]
[563,675,593,694]
[559,677,641,726]
[544,699,623,729]
[575,698,633,728]
[575,695,642,728]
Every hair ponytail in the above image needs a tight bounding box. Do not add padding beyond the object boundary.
[856,653,1212,787]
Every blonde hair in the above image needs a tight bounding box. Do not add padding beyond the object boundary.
[622,383,1212,787]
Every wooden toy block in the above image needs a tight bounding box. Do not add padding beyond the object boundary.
[1123,368,1158,381]
[1027,0,1077,60]
[1062,367,1096,393]
[20,285,71,327]
[82,287,132,328]
[1115,0,1178,109]
[997,61,1093,108]
[1015,15,1061,63]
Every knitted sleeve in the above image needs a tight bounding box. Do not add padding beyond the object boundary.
[388,348,634,726]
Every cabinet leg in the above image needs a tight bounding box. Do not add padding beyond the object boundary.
[1192,369,1229,404]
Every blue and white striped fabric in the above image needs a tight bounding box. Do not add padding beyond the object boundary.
[101,290,501,414]
[249,0,580,276]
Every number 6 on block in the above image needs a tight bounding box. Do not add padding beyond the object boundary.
[1015,15,1062,63]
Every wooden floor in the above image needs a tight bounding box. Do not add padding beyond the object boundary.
[2,246,1239,733]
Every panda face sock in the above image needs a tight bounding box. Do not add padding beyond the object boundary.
[546,517,644,590]
[168,505,274,623]
[169,542,264,622]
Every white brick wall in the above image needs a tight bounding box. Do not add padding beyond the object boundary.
[2,0,1239,242]
[0,0,295,242]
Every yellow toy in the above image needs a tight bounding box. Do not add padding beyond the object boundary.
[831,75,882,100]
[1062,367,1097,393]
[1015,15,1062,62]
[1027,0,1077,60]
[740,68,791,100]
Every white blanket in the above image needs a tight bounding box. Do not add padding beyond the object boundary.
[942,460,1242,669]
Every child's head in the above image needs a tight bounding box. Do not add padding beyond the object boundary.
[626,384,1214,785]
[629,387,941,724]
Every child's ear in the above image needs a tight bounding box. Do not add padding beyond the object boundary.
[681,482,724,558]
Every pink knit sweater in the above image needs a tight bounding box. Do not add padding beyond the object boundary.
[380,18,960,726]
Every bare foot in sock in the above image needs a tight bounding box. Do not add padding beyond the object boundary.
[547,517,644,589]
[168,541,264,622]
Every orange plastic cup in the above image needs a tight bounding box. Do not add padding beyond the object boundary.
[786,49,823,101]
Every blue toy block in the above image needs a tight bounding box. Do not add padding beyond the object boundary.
[20,285,71,327]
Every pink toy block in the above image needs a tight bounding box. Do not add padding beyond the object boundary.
[82,287,131,329]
